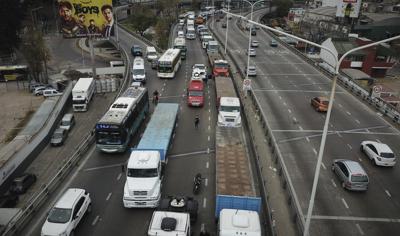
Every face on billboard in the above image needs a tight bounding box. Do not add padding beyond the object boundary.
[57,0,114,38]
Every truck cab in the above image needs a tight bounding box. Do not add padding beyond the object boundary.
[187,80,204,107]
[213,60,229,77]
[218,97,241,127]
[123,150,162,208]
[148,211,191,236]
[218,209,261,236]
[207,41,219,54]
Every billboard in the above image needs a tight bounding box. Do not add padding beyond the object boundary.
[336,0,362,18]
[57,0,114,38]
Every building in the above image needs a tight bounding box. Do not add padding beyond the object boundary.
[321,36,397,78]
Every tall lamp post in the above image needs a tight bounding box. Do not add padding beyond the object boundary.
[241,0,264,80]
[224,0,231,55]
[222,9,400,236]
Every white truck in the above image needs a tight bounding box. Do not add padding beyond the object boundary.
[219,209,261,236]
[148,211,191,236]
[215,76,241,127]
[72,77,95,112]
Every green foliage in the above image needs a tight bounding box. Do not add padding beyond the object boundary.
[20,26,50,83]
[127,7,157,34]
[272,0,294,17]
[0,0,24,54]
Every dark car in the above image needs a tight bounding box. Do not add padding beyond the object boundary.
[50,128,68,146]
[251,28,256,36]
[10,173,37,194]
[131,45,143,57]
[222,21,227,28]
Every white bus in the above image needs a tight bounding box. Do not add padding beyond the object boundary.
[157,48,181,79]
[173,37,187,60]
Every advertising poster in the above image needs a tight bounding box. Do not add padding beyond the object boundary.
[57,0,114,38]
[336,0,362,18]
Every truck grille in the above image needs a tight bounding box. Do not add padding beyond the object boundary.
[133,191,148,196]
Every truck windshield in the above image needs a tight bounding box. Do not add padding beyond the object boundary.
[189,91,203,97]
[127,168,158,177]
[215,62,228,69]
[73,99,86,104]
[220,105,240,113]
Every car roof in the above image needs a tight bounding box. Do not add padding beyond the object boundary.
[368,141,393,153]
[54,188,85,209]
[55,128,65,133]
[336,159,366,175]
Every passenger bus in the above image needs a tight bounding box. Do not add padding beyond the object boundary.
[157,48,181,79]
[95,86,149,153]
[173,37,187,60]
[0,65,28,81]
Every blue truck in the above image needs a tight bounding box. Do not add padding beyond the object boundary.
[123,103,179,208]
[215,126,262,216]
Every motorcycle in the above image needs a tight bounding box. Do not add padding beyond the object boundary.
[193,173,202,195]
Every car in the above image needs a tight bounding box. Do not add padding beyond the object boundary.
[10,173,37,194]
[60,113,75,131]
[177,30,185,38]
[311,96,329,112]
[29,83,46,92]
[43,88,62,97]
[221,21,227,28]
[41,188,91,236]
[131,45,142,57]
[331,159,369,191]
[34,86,49,96]
[151,59,158,70]
[245,66,257,77]
[179,19,185,26]
[247,48,256,57]
[196,25,206,34]
[251,40,259,47]
[270,39,278,47]
[192,64,207,79]
[360,141,396,166]
[51,128,68,146]
[251,28,256,36]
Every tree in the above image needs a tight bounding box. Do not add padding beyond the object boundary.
[21,26,51,83]
[0,0,24,55]
[272,0,293,18]
[128,6,157,35]
[154,19,169,49]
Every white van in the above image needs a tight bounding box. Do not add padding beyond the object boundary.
[132,57,146,83]
[146,47,158,61]
[43,88,62,97]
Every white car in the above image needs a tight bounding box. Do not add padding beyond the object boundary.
[247,48,256,57]
[251,40,259,47]
[41,188,91,236]
[360,141,396,166]
[245,66,257,77]
[192,64,207,79]
[43,88,62,97]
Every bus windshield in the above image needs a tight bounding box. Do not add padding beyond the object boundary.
[96,130,124,145]
[158,65,173,73]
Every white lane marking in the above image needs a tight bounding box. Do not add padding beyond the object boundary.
[106,192,112,201]
[337,132,343,138]
[203,198,207,208]
[279,96,282,99]
[376,139,381,143]
[346,111,351,116]
[117,173,122,180]
[205,178,208,187]
[312,148,317,155]
[331,179,337,188]
[208,125,211,130]
[208,109,211,113]
[355,119,360,124]
[321,162,326,170]
[330,123,334,128]
[312,215,400,222]
[347,144,352,150]
[173,133,176,139]
[306,137,310,142]
[288,109,292,114]
[92,215,100,226]
[356,223,365,235]
[208,116,211,121]
[283,102,287,106]
[208,136,210,141]
[385,190,392,198]
[207,148,210,154]
[293,117,297,123]
[206,162,209,169]
[338,104,343,108]
[358,158,363,162]
[342,198,349,209]
[299,126,303,131]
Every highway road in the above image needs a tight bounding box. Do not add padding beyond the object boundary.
[211,9,400,236]
[24,23,218,235]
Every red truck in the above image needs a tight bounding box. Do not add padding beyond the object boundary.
[187,80,204,107]
[208,51,229,77]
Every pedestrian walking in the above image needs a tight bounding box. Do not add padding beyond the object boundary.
[194,115,200,128]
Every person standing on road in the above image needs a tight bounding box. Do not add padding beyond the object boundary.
[194,115,200,128]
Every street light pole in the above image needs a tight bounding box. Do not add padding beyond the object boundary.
[222,10,400,236]
[224,0,231,55]
[242,0,264,80]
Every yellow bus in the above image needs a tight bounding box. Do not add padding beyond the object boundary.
[0,65,28,81]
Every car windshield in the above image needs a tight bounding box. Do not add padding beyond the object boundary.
[53,132,63,139]
[133,69,144,75]
[194,65,205,70]
[61,121,70,126]
[189,91,203,97]
[127,168,158,177]
[220,105,240,112]
[381,152,395,158]
[351,175,368,182]
[47,208,72,224]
